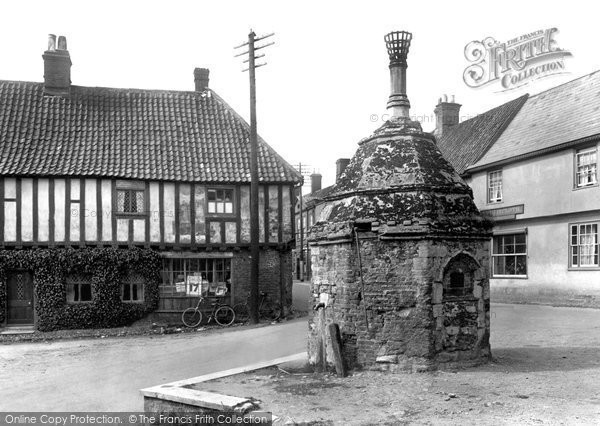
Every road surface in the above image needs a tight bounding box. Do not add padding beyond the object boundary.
[0,318,307,411]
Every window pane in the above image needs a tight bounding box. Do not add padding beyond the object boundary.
[117,191,126,212]
[123,283,131,301]
[135,191,144,213]
[80,284,92,301]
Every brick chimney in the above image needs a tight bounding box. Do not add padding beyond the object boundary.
[310,173,322,194]
[43,34,71,95]
[194,68,210,91]
[335,158,350,183]
[434,95,461,138]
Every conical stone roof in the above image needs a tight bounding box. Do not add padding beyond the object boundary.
[309,118,492,243]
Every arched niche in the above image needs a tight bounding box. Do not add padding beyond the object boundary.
[441,252,480,299]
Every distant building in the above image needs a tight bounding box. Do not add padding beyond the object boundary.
[437,71,600,307]
[293,159,349,280]
[0,35,301,330]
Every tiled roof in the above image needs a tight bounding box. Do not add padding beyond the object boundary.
[469,71,600,170]
[0,81,302,184]
[436,95,528,174]
[303,184,336,209]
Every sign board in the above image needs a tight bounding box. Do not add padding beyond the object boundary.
[480,204,524,221]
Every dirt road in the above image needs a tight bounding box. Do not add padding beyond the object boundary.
[0,318,307,411]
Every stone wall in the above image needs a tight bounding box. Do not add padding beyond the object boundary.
[308,237,490,372]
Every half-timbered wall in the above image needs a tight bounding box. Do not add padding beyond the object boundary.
[0,177,295,248]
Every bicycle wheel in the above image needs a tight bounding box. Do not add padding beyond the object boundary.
[182,308,202,327]
[214,306,235,326]
[233,303,249,322]
[260,301,281,321]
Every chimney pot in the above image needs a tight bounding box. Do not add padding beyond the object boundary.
[310,173,322,194]
[336,158,351,183]
[42,34,72,95]
[47,34,56,51]
[57,36,67,51]
[194,68,210,92]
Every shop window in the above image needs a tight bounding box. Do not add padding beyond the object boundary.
[160,257,231,296]
[66,274,93,303]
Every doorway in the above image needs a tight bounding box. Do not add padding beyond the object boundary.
[6,271,34,325]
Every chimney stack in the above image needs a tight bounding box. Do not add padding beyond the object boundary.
[43,34,71,95]
[384,31,413,119]
[336,158,350,183]
[310,173,322,194]
[434,94,461,138]
[194,68,210,91]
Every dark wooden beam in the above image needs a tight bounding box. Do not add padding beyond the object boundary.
[190,183,196,248]
[236,185,241,244]
[263,185,269,243]
[111,179,117,247]
[278,185,283,243]
[174,182,180,245]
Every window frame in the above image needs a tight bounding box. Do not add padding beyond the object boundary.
[66,274,94,303]
[206,187,235,216]
[574,147,598,189]
[487,169,503,204]
[569,221,600,269]
[160,256,232,297]
[116,188,146,215]
[491,232,528,278]
[121,272,145,303]
[114,180,147,217]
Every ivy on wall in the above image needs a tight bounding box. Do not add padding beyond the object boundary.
[0,248,160,331]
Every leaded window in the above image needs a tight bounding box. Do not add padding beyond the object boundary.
[122,272,144,302]
[117,189,144,214]
[66,274,93,303]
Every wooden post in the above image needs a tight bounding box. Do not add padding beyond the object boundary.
[248,30,260,324]
[327,323,347,377]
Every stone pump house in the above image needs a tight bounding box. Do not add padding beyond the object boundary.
[0,35,302,331]
[307,31,493,372]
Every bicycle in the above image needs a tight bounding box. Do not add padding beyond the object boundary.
[182,296,236,327]
[233,292,281,322]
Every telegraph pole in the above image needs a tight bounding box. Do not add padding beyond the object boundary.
[235,30,274,324]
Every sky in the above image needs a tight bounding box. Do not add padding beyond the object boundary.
[1,0,598,190]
